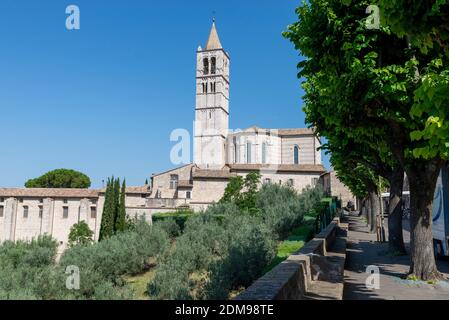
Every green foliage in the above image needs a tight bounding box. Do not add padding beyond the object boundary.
[0,220,169,300]
[68,221,94,247]
[61,221,169,282]
[99,177,130,240]
[25,169,91,188]
[152,210,196,232]
[154,218,181,239]
[220,176,244,204]
[220,171,261,213]
[148,212,276,300]
[148,184,324,300]
[115,180,127,233]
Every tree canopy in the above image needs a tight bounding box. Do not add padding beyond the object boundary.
[25,169,91,189]
[284,0,449,280]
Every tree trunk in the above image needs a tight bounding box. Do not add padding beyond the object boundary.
[365,197,372,229]
[388,166,406,254]
[369,191,379,234]
[407,160,443,280]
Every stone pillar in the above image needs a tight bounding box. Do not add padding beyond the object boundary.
[40,198,54,236]
[1,198,16,242]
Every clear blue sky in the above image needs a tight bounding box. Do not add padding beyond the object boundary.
[0,0,330,188]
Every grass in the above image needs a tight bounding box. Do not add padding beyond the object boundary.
[125,269,156,300]
[263,219,315,273]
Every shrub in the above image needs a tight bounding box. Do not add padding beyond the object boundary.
[256,183,305,239]
[68,221,94,247]
[154,218,181,239]
[148,212,276,300]
[60,221,170,282]
[152,210,196,232]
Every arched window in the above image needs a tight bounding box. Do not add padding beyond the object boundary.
[211,57,216,74]
[262,142,267,164]
[247,142,252,164]
[294,145,300,165]
[203,58,209,75]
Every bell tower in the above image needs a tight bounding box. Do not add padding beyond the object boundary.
[194,20,230,169]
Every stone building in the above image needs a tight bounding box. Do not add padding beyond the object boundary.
[0,186,151,252]
[0,21,327,249]
[149,21,326,212]
[319,170,357,209]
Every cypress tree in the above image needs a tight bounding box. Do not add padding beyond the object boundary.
[99,178,114,240]
[145,179,148,185]
[112,178,120,233]
[116,179,127,232]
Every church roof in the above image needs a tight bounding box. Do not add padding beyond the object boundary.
[205,21,223,50]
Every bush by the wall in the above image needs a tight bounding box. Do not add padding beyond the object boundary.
[152,210,196,232]
[148,212,276,300]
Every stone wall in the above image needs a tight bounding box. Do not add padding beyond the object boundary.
[236,218,347,300]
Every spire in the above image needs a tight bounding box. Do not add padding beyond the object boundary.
[205,20,222,50]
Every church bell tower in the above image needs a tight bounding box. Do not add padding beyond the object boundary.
[194,20,230,169]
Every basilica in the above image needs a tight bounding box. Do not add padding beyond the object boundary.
[149,21,325,212]
[0,21,325,249]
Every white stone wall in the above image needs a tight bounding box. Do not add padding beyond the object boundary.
[0,194,151,251]
[0,197,101,251]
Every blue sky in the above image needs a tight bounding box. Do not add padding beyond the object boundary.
[0,0,330,188]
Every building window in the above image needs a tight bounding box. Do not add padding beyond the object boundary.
[294,145,300,165]
[312,178,319,186]
[39,199,44,204]
[0,197,4,203]
[246,142,252,164]
[18,198,23,203]
[38,206,43,218]
[186,191,191,199]
[287,179,294,187]
[63,206,69,219]
[203,58,209,75]
[91,207,97,219]
[0,206,4,218]
[264,178,271,184]
[63,199,68,204]
[211,57,216,74]
[170,175,179,189]
[91,199,97,205]
[262,142,267,164]
[23,206,29,218]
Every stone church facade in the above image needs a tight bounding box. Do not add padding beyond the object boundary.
[149,21,325,212]
[0,21,325,249]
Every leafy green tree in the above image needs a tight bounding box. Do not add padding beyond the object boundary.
[68,221,94,247]
[115,180,127,233]
[323,135,405,253]
[220,176,244,204]
[25,169,91,188]
[240,171,261,213]
[284,0,447,279]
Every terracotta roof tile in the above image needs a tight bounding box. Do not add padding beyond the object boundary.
[0,188,99,198]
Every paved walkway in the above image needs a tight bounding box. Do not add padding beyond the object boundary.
[343,213,449,300]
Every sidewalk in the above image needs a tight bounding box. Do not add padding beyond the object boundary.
[343,213,449,300]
